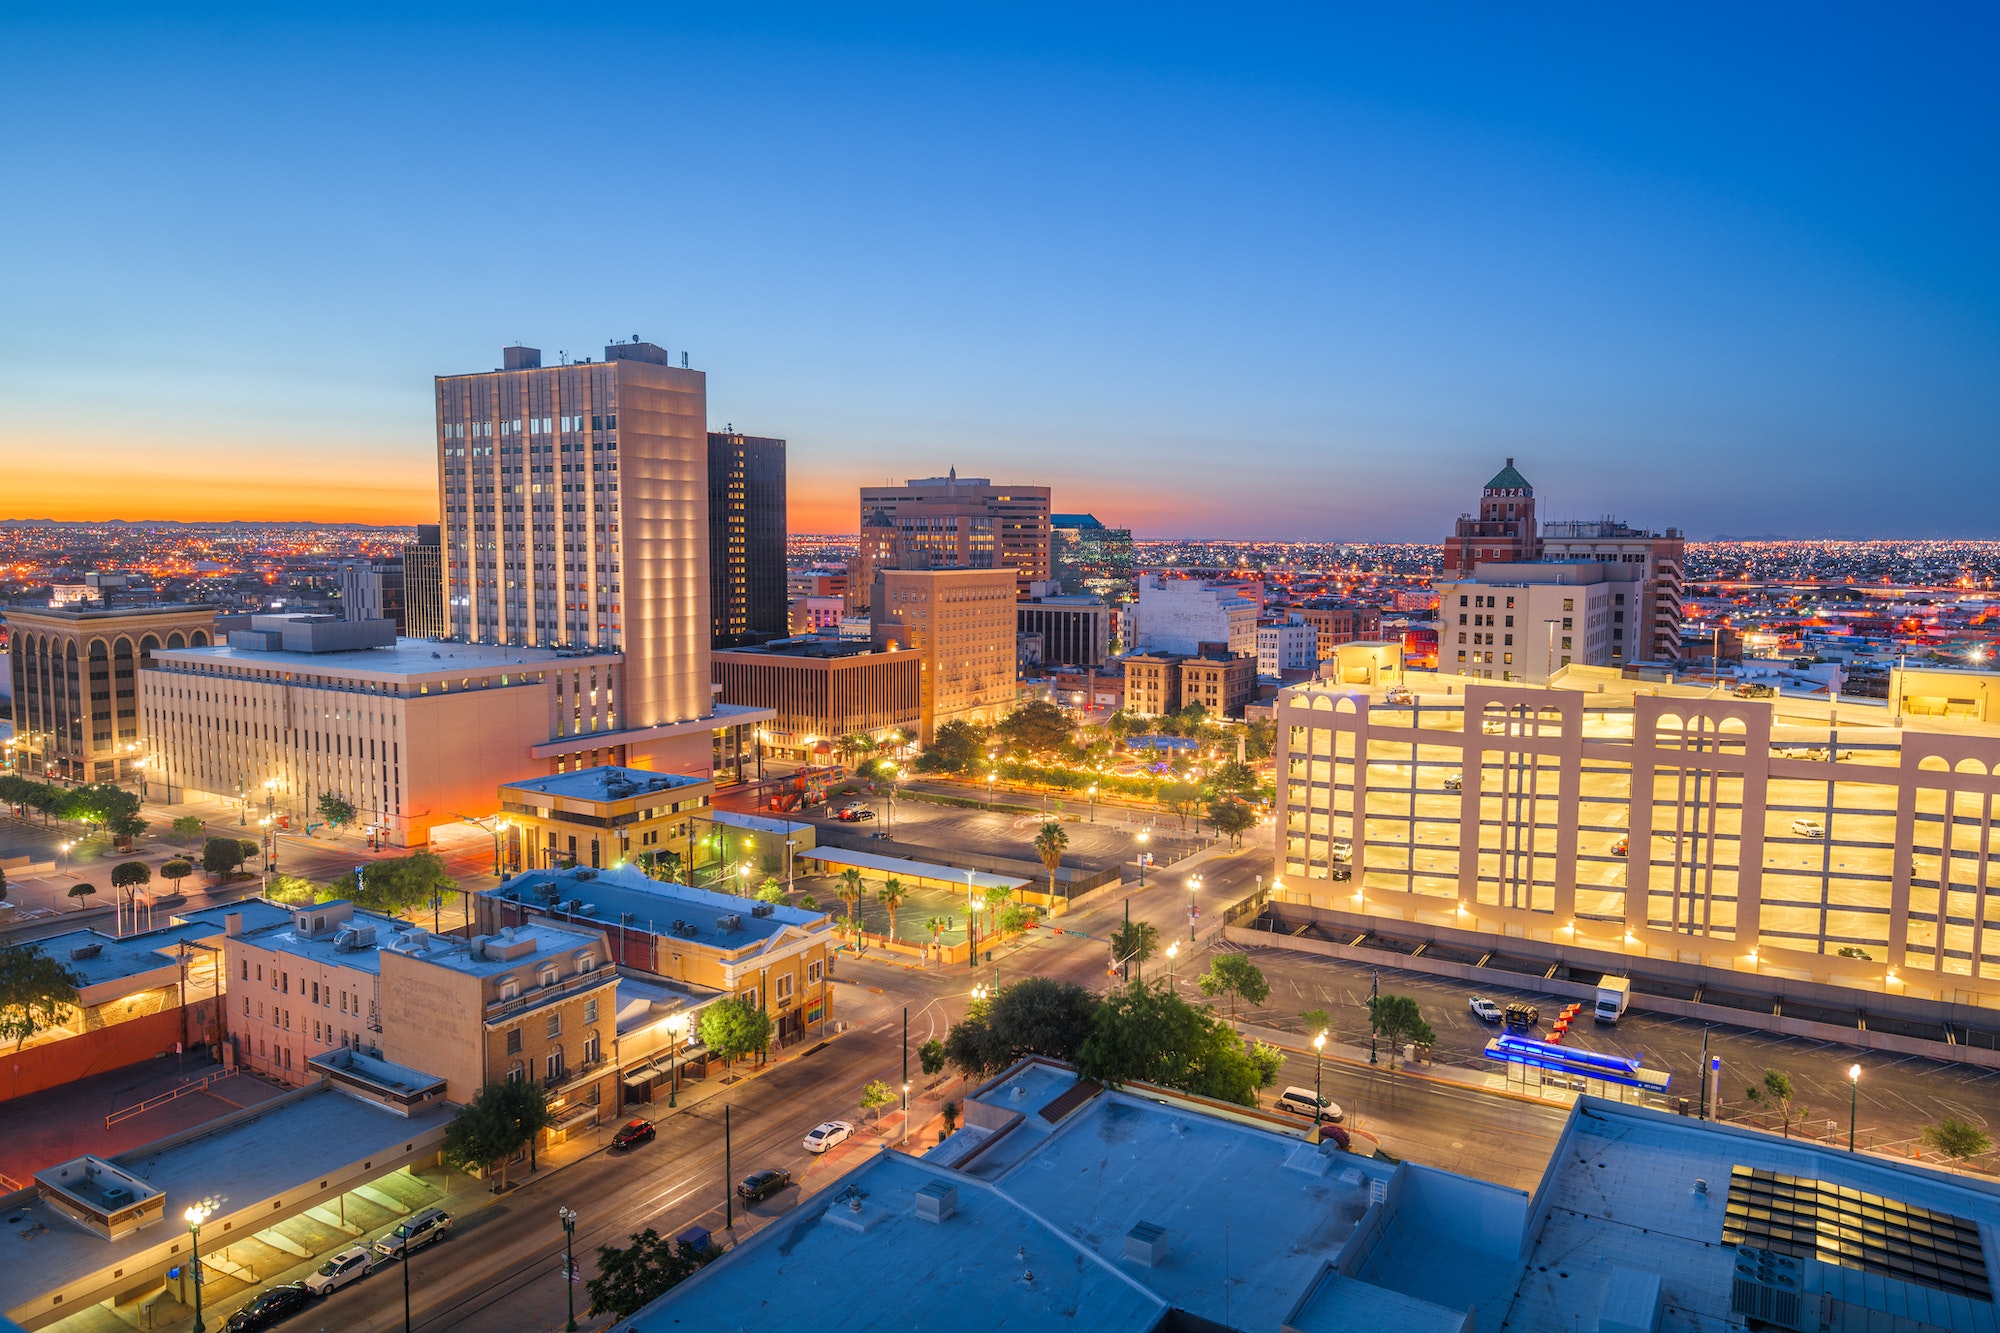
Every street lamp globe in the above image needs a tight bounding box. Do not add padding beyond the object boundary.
[1313,1031,1326,1051]
[1848,1064,1861,1083]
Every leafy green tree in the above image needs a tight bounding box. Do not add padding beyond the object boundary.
[1109,917,1160,978]
[1300,1007,1332,1040]
[263,873,321,905]
[996,902,1040,938]
[995,700,1073,754]
[1246,1041,1286,1093]
[942,1013,1013,1077]
[170,815,205,844]
[698,996,772,1066]
[877,877,907,939]
[1243,717,1277,761]
[1923,1117,1992,1161]
[441,1080,552,1190]
[1075,980,1263,1105]
[835,868,866,932]
[67,881,98,908]
[1159,779,1201,829]
[913,719,987,774]
[1032,821,1069,899]
[1745,1069,1809,1138]
[919,1039,947,1076]
[1367,994,1436,1068]
[111,860,151,893]
[587,1228,704,1320]
[159,859,193,894]
[0,943,81,1051]
[1198,953,1271,1020]
[201,836,249,879]
[982,884,1012,915]
[317,793,357,828]
[1210,759,1258,794]
[941,976,1101,1077]
[331,852,455,915]
[644,849,685,883]
[755,879,785,904]
[923,916,947,951]
[860,1079,896,1117]
[940,1101,959,1136]
[1206,797,1257,848]
[799,893,820,912]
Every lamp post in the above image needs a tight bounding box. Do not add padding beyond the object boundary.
[986,772,996,810]
[785,838,798,893]
[558,1206,578,1331]
[238,784,246,825]
[1185,873,1202,943]
[134,756,149,802]
[264,777,277,818]
[1369,968,1380,1066]
[1848,1064,1860,1152]
[259,817,275,872]
[1137,830,1149,886]
[1088,784,1097,823]
[1166,941,1178,985]
[1313,1031,1328,1139]
[901,1081,911,1145]
[668,1016,686,1107]
[185,1203,211,1333]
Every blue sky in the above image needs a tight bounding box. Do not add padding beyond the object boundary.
[2,4,1994,537]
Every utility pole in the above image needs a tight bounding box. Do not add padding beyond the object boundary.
[724,1104,734,1231]
[1122,899,1131,981]
[1369,969,1379,1066]
[1698,1028,1710,1119]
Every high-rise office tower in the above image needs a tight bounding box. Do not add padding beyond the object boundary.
[1050,513,1135,601]
[338,557,405,631]
[707,430,787,647]
[435,342,710,732]
[847,469,1050,609]
[1441,459,1540,578]
[402,523,445,639]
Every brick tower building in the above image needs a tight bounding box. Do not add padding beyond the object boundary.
[1441,459,1540,578]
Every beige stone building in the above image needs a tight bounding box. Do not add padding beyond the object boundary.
[498,764,713,873]
[1122,652,1183,717]
[4,602,217,783]
[219,899,398,1082]
[1178,652,1257,719]
[711,637,922,757]
[1277,663,2000,1008]
[849,471,1052,608]
[871,567,1018,742]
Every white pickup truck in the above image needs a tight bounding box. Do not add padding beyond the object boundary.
[1595,975,1631,1024]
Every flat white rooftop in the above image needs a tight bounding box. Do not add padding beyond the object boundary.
[150,637,613,681]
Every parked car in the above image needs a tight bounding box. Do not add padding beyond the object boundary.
[1792,818,1826,838]
[1609,836,1629,857]
[1331,839,1352,861]
[612,1119,657,1150]
[803,1120,854,1154]
[1504,1003,1540,1031]
[737,1168,794,1203]
[1468,996,1503,1023]
[373,1208,452,1259]
[1330,865,1352,882]
[225,1284,313,1331]
[1385,687,1414,705]
[835,805,875,822]
[1274,1086,1344,1123]
[302,1246,373,1296]
[1443,772,1463,792]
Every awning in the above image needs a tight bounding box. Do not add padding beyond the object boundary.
[795,846,1029,893]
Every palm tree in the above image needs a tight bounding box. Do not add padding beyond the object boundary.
[836,868,866,933]
[1033,821,1069,901]
[877,877,906,941]
[924,916,947,951]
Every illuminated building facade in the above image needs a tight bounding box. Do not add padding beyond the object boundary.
[707,430,787,647]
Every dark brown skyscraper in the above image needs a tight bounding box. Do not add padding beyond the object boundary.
[708,430,787,647]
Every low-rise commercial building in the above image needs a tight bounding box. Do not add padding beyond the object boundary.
[1433,561,1641,684]
[218,898,398,1083]
[1257,614,1319,675]
[712,637,922,758]
[1121,651,1183,717]
[1292,600,1382,654]
[1016,593,1113,667]
[498,765,713,874]
[1129,574,1257,657]
[1177,650,1257,718]
[480,864,836,1045]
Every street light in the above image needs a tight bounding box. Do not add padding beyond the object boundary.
[263,777,277,817]
[667,1014,688,1107]
[1185,873,1202,943]
[1166,940,1179,984]
[1313,1031,1328,1140]
[1088,784,1097,823]
[558,1206,579,1331]
[185,1203,212,1333]
[1848,1064,1861,1152]
[901,1081,911,1145]
[1137,830,1150,886]
[987,772,997,809]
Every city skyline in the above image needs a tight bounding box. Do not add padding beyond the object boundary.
[4,9,1996,539]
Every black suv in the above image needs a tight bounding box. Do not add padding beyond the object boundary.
[736,1168,794,1203]
[225,1283,313,1331]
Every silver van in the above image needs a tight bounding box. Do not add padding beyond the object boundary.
[373,1207,452,1259]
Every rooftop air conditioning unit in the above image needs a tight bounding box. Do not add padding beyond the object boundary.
[716,914,742,932]
[1731,1249,1816,1333]
[69,943,103,961]
[750,903,775,918]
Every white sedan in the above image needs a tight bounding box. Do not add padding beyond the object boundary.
[1468,996,1503,1023]
[303,1245,374,1296]
[803,1120,855,1154]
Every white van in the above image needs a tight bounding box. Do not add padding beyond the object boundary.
[1274,1086,1343,1122]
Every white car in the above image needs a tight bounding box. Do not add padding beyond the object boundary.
[1468,996,1503,1023]
[1791,818,1826,838]
[803,1120,855,1154]
[1332,839,1352,861]
[1275,1086,1344,1122]
[303,1245,373,1296]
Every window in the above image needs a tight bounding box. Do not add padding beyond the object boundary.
[506,1027,522,1054]
[1459,595,1468,607]
[1504,616,1513,628]
[741,988,759,1011]
[584,998,598,1023]
[540,968,558,988]
[501,979,519,1000]
[241,960,249,981]
[808,959,823,985]
[507,1061,525,1084]
[546,1050,565,1081]
[1563,598,1574,611]
[546,1012,561,1040]
[582,1031,600,1064]
[576,954,594,975]
[776,973,794,1004]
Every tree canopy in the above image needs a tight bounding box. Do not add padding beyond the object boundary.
[0,943,82,1052]
[1109,918,1160,977]
[1207,798,1257,848]
[913,720,987,774]
[587,1228,706,1320]
[941,976,1101,1077]
[995,700,1073,754]
[1198,953,1271,1019]
[110,861,152,891]
[317,793,357,828]
[1075,981,1266,1106]
[202,836,250,878]
[440,1080,552,1189]
[1366,994,1436,1066]
[332,852,455,914]
[698,996,772,1065]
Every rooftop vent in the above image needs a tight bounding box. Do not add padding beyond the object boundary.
[715,914,743,933]
[1124,1222,1168,1267]
[573,868,598,882]
[69,943,103,961]
[750,903,775,918]
[914,1181,957,1223]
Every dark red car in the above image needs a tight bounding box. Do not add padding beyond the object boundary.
[612,1119,656,1150]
